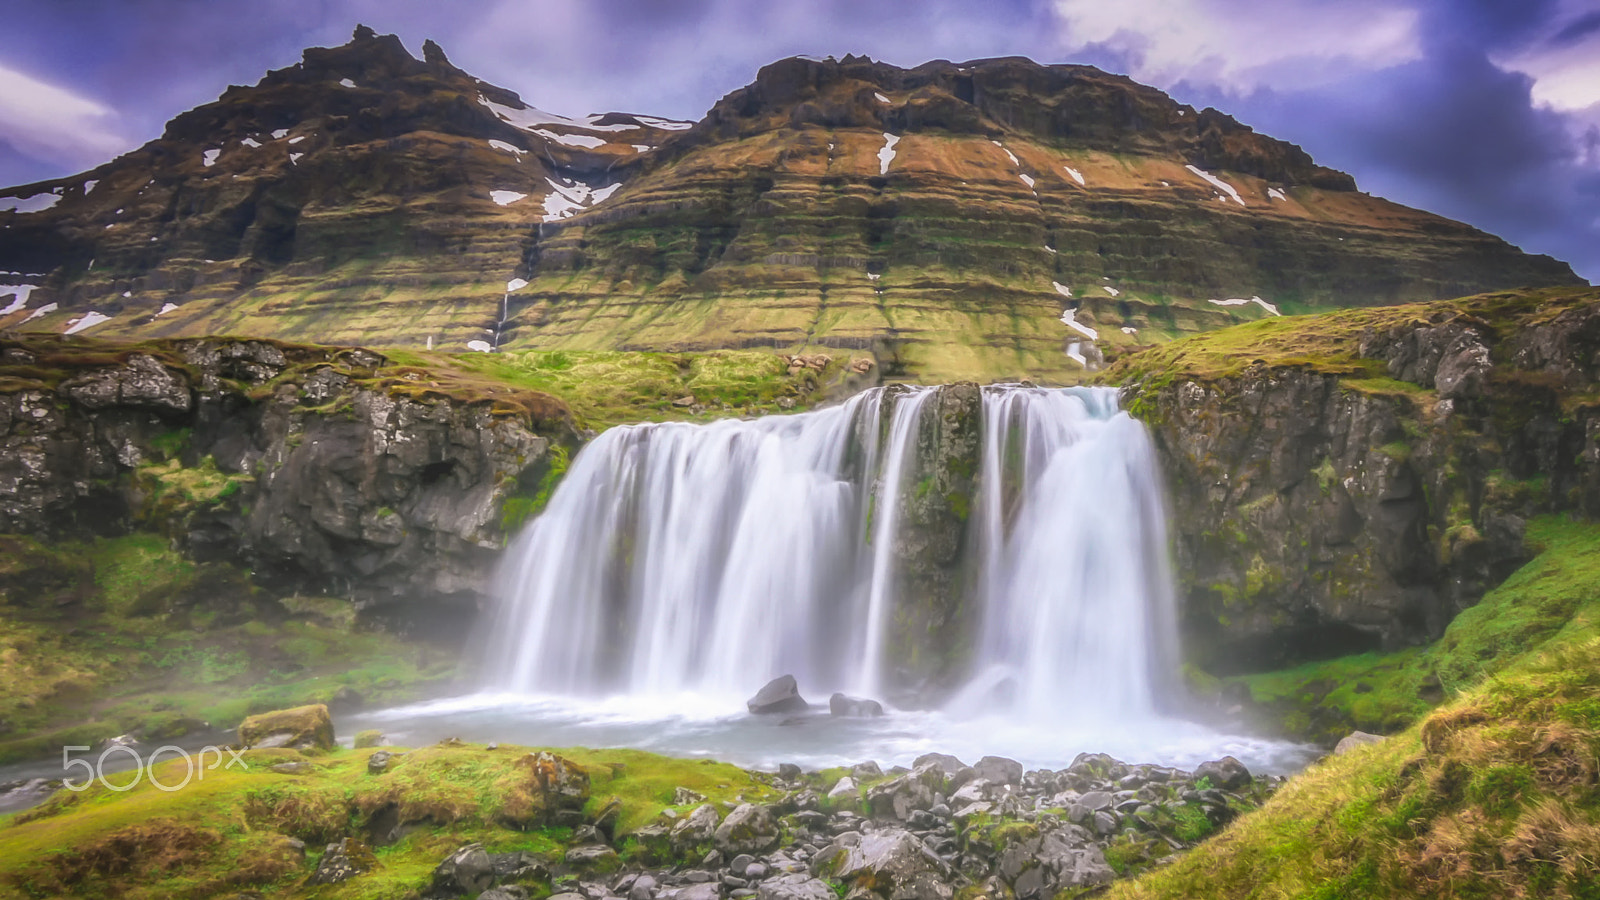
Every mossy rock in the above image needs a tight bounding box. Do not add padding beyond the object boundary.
[237,703,335,751]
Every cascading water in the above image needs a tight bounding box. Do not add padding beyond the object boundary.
[482,383,1177,721]
[370,384,1309,772]
[951,386,1178,724]
[482,386,936,698]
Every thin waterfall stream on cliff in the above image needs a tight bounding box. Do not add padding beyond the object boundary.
[348,385,1313,773]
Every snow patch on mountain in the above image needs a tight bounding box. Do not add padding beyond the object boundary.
[992,141,1020,167]
[534,129,607,149]
[339,78,357,88]
[241,137,262,148]
[0,190,61,214]
[491,191,528,206]
[65,311,112,334]
[1186,165,1245,206]
[878,133,900,175]
[631,115,693,131]
[202,149,220,167]
[1060,307,1098,340]
[874,92,890,103]
[1052,281,1072,298]
[1268,187,1288,201]
[541,176,622,222]
[272,129,290,139]
[1063,165,1085,186]
[1208,296,1282,316]
[506,278,529,292]
[478,95,648,134]
[157,302,180,317]
[489,139,525,157]
[23,302,57,323]
[0,281,38,315]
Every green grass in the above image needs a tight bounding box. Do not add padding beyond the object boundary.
[0,533,457,764]
[1111,518,1600,900]
[1230,516,1600,744]
[0,743,778,899]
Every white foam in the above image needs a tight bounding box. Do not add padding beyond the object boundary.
[489,139,525,156]
[241,137,262,148]
[1268,187,1287,201]
[491,191,528,206]
[1185,165,1245,206]
[1207,296,1282,316]
[507,277,530,292]
[156,302,180,317]
[878,133,900,175]
[1063,165,1085,186]
[874,92,890,103]
[22,302,57,323]
[202,149,220,167]
[271,129,289,139]
[467,340,494,352]
[0,192,61,214]
[1052,281,1072,298]
[1059,307,1098,340]
[64,311,111,334]
[339,78,357,89]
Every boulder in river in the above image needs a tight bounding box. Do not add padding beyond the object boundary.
[238,703,334,751]
[747,675,808,714]
[829,693,885,717]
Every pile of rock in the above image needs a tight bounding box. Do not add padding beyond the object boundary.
[414,750,1280,900]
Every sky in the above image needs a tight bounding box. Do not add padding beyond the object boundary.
[2,0,1597,282]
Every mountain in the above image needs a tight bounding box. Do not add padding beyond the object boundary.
[0,27,1582,382]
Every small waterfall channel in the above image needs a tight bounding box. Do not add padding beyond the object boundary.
[480,384,1179,726]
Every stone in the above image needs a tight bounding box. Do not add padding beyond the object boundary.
[813,828,954,900]
[353,729,385,749]
[1193,756,1252,792]
[566,845,621,868]
[269,761,313,775]
[630,875,659,900]
[972,756,1023,786]
[911,753,965,776]
[309,838,376,885]
[748,675,809,715]
[757,874,838,900]
[777,763,804,780]
[367,750,393,775]
[238,704,334,751]
[673,803,722,846]
[675,787,708,805]
[866,765,945,821]
[851,761,883,780]
[1334,731,1387,754]
[432,843,495,895]
[658,884,724,900]
[715,803,781,854]
[829,693,885,717]
[827,776,858,800]
[505,751,591,826]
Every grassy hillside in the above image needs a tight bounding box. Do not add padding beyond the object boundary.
[1111,517,1600,899]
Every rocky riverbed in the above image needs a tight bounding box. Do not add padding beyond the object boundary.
[323,746,1280,900]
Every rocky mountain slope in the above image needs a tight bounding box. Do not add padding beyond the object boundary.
[0,28,1581,382]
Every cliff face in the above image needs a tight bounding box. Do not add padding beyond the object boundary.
[0,334,573,629]
[1,35,1580,384]
[1108,286,1600,674]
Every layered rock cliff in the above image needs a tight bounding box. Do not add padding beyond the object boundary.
[1106,285,1600,674]
[1,32,1580,384]
[0,333,574,629]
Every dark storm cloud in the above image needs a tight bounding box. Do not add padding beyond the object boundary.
[1,0,1595,280]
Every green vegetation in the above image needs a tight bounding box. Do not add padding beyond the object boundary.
[1112,515,1600,899]
[0,742,776,899]
[384,347,849,430]
[1230,516,1600,744]
[0,532,455,764]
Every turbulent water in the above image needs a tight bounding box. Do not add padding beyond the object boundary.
[409,385,1313,773]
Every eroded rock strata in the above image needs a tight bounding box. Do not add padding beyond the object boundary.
[0,334,573,626]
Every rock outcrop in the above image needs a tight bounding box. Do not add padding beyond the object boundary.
[1110,286,1600,674]
[0,334,573,628]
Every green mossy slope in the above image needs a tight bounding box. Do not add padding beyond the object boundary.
[1111,518,1600,900]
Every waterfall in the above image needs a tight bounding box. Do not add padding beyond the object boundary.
[481,384,1178,722]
